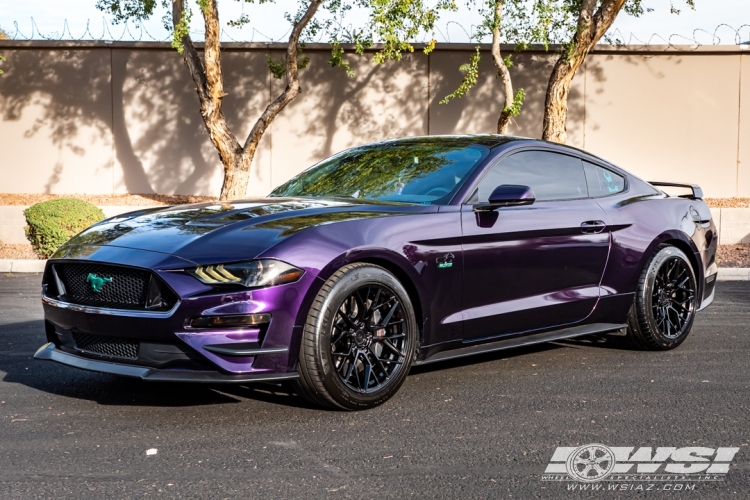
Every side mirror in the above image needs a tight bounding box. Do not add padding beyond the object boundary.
[473,185,535,212]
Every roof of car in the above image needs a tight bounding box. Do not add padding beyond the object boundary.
[365,135,619,170]
[376,134,530,148]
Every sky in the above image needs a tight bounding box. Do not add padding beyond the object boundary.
[0,0,748,45]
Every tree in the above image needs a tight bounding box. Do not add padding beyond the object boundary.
[0,27,8,75]
[542,0,695,143]
[440,0,561,133]
[97,0,449,200]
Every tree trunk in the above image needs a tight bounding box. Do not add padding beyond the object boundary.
[497,110,512,134]
[171,0,322,201]
[491,0,513,135]
[220,153,253,200]
[541,0,626,143]
[541,54,584,144]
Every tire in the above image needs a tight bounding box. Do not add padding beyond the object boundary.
[294,263,418,410]
[626,245,698,350]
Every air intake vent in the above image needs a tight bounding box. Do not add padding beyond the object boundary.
[72,332,139,360]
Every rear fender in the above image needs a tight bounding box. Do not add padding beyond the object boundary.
[639,229,704,303]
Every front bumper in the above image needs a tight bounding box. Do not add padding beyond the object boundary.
[40,252,323,380]
[34,343,299,383]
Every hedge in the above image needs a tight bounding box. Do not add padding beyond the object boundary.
[24,198,105,258]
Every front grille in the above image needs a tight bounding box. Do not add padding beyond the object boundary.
[51,263,178,311]
[72,332,139,359]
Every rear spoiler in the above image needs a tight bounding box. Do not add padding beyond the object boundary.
[648,182,703,200]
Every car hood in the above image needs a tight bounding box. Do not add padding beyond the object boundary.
[54,197,429,266]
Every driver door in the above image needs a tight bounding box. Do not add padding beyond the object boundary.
[460,150,611,341]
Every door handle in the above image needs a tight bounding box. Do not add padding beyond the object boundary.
[580,220,606,233]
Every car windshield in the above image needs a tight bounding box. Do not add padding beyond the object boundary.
[269,141,490,205]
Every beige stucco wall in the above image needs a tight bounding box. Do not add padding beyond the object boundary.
[738,53,750,197]
[0,42,746,198]
[583,53,743,198]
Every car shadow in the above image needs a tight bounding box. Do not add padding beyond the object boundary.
[409,342,564,375]
[1,318,634,409]
[554,333,638,351]
[409,332,639,375]
[0,319,319,410]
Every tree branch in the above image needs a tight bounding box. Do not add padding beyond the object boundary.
[592,0,628,41]
[174,0,241,178]
[172,0,209,103]
[202,0,227,103]
[242,0,323,154]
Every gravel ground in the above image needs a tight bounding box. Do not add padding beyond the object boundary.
[717,245,750,268]
[0,245,40,260]
[0,275,748,499]
[705,198,750,208]
[0,194,217,206]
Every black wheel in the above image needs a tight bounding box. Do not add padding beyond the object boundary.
[295,263,418,410]
[626,245,697,350]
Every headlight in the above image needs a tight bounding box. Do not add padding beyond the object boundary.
[188,259,304,288]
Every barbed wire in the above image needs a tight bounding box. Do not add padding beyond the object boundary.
[2,17,749,49]
[606,24,750,49]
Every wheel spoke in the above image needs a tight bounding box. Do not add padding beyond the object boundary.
[362,363,372,391]
[593,463,608,474]
[368,347,390,379]
[651,257,696,339]
[381,332,406,340]
[382,339,404,357]
[365,288,381,320]
[329,283,409,394]
[336,309,357,329]
[379,300,400,328]
[344,352,358,381]
[351,293,366,322]
[331,327,348,346]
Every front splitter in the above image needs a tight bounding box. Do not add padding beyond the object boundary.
[34,343,299,383]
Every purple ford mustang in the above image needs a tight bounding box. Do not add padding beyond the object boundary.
[35,135,717,410]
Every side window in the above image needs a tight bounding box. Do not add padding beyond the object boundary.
[475,151,587,202]
[583,161,625,197]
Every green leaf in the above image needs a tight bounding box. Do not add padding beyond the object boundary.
[267,45,310,80]
[329,41,355,77]
[440,46,481,105]
[503,88,526,117]
[171,6,192,55]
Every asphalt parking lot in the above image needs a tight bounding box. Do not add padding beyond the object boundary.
[0,273,748,499]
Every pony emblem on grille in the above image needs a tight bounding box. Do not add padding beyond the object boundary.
[86,273,113,293]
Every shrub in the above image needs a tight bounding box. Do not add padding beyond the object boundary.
[24,198,105,258]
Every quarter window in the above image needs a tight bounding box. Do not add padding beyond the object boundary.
[475,151,588,202]
[583,161,625,197]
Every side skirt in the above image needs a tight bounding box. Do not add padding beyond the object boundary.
[414,322,626,366]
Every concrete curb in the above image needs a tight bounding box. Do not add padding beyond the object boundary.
[1,260,749,281]
[716,268,750,281]
[0,259,47,273]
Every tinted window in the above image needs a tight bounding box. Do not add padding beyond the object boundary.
[270,142,490,205]
[583,161,625,197]
[475,151,587,202]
